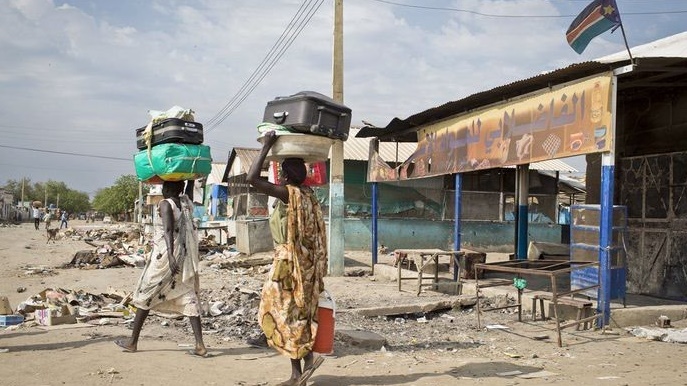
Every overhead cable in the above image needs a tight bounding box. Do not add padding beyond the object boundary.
[206,0,325,133]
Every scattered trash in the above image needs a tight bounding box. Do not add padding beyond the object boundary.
[657,315,671,328]
[628,326,687,343]
[35,308,75,326]
[0,348,9,353]
[497,370,523,376]
[0,296,13,314]
[518,370,558,379]
[340,359,358,368]
[512,277,527,290]
[485,324,510,330]
[209,301,225,317]
[0,315,24,326]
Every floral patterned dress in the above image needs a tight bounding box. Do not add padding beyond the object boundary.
[259,185,328,359]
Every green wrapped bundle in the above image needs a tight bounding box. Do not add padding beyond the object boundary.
[134,143,212,183]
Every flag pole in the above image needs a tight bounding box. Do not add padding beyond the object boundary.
[618,22,634,66]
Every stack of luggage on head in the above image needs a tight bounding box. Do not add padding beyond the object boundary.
[133,106,212,184]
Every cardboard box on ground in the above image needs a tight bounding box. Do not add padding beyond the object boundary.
[0,296,12,315]
[34,307,77,326]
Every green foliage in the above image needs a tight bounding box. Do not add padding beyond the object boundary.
[2,178,89,213]
[92,175,148,216]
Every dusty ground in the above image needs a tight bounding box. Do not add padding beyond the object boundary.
[1,220,687,386]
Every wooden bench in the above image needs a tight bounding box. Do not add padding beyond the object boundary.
[394,249,464,295]
[531,291,595,330]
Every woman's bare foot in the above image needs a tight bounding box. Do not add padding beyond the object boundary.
[114,339,137,353]
[186,344,209,358]
[276,378,299,386]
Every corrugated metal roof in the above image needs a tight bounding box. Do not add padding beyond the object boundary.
[357,31,687,142]
[222,147,261,181]
[596,31,687,63]
[340,128,415,162]
[206,162,227,185]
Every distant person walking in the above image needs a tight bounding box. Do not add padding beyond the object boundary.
[43,211,52,230]
[32,206,41,230]
[59,211,69,229]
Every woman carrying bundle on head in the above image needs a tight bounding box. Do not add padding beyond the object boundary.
[247,130,328,386]
[114,179,207,357]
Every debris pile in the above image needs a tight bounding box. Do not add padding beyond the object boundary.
[15,287,133,326]
[58,226,236,270]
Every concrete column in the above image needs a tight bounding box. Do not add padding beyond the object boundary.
[328,0,345,276]
[516,164,529,259]
[453,173,462,281]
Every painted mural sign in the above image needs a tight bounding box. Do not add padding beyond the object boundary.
[368,72,614,182]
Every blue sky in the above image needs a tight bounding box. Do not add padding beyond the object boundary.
[1,0,685,195]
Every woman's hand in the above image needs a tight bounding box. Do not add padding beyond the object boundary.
[262,130,279,148]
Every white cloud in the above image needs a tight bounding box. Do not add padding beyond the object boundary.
[0,0,684,193]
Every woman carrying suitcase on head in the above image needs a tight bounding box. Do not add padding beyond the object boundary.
[247,130,328,386]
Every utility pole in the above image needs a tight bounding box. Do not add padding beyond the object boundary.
[20,177,25,208]
[138,181,143,223]
[328,0,345,276]
[56,193,60,209]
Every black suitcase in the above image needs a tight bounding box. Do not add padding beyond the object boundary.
[136,118,204,150]
[263,91,352,140]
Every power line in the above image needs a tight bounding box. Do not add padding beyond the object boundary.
[205,0,325,133]
[368,0,687,18]
[205,0,317,128]
[209,0,325,131]
[0,161,125,173]
[0,144,130,161]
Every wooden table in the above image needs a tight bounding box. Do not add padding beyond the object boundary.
[473,259,601,347]
[198,224,228,245]
[394,249,464,296]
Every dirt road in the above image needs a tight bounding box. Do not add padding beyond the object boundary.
[1,221,686,386]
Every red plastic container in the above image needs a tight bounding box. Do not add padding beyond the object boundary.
[313,291,335,355]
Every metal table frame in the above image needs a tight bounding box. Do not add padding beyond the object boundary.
[474,259,601,347]
[394,249,465,296]
[198,224,227,245]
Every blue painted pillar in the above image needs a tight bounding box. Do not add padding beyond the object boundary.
[454,173,462,281]
[597,72,619,326]
[599,154,614,325]
[371,182,379,268]
[516,164,529,260]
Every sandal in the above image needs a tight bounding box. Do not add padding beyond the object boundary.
[298,355,324,386]
[114,339,136,353]
[186,349,212,358]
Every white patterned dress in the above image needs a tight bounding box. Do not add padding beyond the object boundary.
[132,195,201,316]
